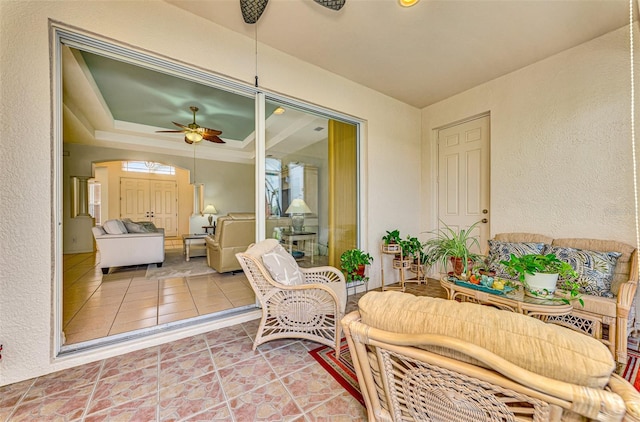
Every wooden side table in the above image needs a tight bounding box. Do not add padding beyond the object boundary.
[281,230,316,264]
[182,233,208,261]
[202,224,215,235]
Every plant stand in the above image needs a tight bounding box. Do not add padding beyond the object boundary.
[346,279,368,298]
[407,256,427,284]
[381,243,407,292]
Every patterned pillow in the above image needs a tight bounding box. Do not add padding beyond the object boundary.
[262,244,304,286]
[136,221,158,232]
[544,245,621,298]
[487,240,546,279]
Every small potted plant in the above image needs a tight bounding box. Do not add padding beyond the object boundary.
[423,221,482,277]
[397,235,423,271]
[500,253,582,305]
[340,248,374,283]
[381,229,401,254]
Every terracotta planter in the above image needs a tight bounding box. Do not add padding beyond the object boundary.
[355,264,366,277]
[450,256,474,276]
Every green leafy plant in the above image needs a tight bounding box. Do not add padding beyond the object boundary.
[400,235,424,262]
[500,253,582,305]
[340,249,374,283]
[423,221,482,275]
[382,229,401,245]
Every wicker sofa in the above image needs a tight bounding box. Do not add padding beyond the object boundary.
[343,291,640,421]
[489,233,638,367]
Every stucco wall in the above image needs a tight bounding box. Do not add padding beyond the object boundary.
[0,1,420,385]
[421,24,640,245]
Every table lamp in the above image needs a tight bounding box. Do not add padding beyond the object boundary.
[202,204,218,225]
[285,198,312,232]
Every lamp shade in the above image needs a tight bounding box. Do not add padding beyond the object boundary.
[203,204,218,215]
[285,199,311,215]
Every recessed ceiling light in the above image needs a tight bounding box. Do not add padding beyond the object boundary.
[273,107,285,115]
[399,0,419,7]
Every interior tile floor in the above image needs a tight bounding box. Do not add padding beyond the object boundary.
[2,281,445,421]
[63,238,256,345]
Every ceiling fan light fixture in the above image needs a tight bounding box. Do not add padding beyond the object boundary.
[186,131,203,143]
[398,0,419,7]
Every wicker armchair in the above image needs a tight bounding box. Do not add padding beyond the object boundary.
[343,291,640,421]
[236,239,346,355]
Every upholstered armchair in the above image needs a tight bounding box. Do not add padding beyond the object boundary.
[205,212,255,273]
[236,239,346,355]
[343,291,640,421]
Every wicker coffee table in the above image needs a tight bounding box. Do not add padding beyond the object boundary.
[440,276,573,321]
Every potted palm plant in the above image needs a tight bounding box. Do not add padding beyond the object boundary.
[423,221,481,277]
[340,248,374,283]
[500,253,582,305]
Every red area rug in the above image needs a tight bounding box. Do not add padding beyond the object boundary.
[311,341,640,406]
[308,338,364,406]
[622,348,640,391]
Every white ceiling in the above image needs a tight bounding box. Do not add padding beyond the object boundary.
[167,0,632,108]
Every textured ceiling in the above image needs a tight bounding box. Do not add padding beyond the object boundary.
[167,0,632,108]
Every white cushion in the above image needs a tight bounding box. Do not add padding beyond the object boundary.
[103,219,127,234]
[262,244,304,286]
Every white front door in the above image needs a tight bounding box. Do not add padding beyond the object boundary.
[120,178,150,222]
[120,178,178,237]
[150,180,178,237]
[437,114,490,253]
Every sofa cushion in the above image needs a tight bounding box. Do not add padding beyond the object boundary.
[124,221,148,233]
[552,238,635,296]
[487,240,546,279]
[103,219,127,234]
[262,243,304,286]
[358,291,615,389]
[136,221,158,232]
[545,245,621,298]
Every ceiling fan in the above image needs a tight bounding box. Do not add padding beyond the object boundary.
[156,106,225,144]
[240,0,345,24]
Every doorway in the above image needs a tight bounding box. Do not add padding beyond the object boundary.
[120,177,178,237]
[437,114,491,251]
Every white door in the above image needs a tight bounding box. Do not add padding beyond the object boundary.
[438,115,490,253]
[120,178,150,222]
[120,178,178,237]
[150,180,178,237]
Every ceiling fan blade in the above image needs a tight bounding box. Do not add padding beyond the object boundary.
[203,134,226,144]
[313,0,345,11]
[172,121,191,130]
[240,0,269,24]
[202,127,222,136]
[156,130,184,133]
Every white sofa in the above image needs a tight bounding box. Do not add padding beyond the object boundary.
[91,220,165,274]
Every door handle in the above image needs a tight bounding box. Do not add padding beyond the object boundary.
[482,218,488,223]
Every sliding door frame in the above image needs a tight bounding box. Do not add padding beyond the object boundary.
[52,23,363,359]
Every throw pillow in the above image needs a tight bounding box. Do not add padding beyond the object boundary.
[544,245,621,298]
[262,244,304,286]
[487,240,546,279]
[136,221,158,232]
[103,219,127,235]
[124,221,147,233]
